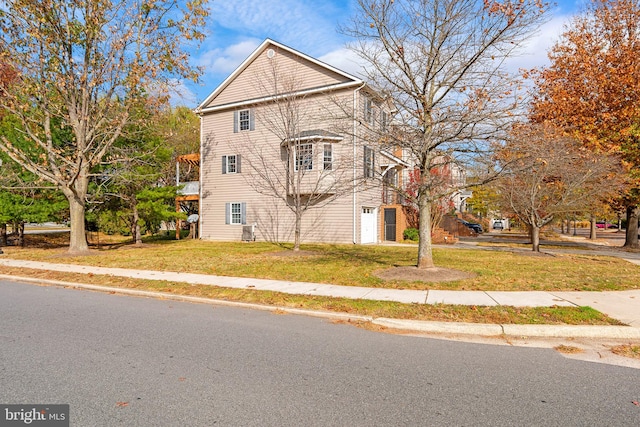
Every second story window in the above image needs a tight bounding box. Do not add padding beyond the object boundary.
[295,143,313,171]
[364,146,375,178]
[323,144,332,170]
[234,109,254,132]
[363,98,373,124]
[239,110,250,131]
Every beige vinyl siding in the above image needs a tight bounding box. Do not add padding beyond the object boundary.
[198,47,387,244]
[205,45,354,109]
[200,88,366,244]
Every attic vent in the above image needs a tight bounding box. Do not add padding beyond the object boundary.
[242,224,256,242]
[266,48,275,59]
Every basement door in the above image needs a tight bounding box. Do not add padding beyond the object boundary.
[361,207,377,244]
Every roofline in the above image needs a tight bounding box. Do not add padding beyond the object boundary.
[380,150,410,167]
[195,80,364,115]
[196,38,364,112]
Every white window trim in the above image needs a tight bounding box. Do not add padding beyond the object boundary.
[364,146,375,178]
[364,98,373,124]
[222,154,241,174]
[295,143,314,172]
[323,144,333,171]
[234,109,255,132]
[239,110,250,131]
[225,202,247,225]
[226,154,237,173]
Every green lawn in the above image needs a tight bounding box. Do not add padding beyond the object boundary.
[3,234,639,292]
[0,234,634,325]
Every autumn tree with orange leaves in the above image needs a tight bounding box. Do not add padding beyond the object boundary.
[531,0,640,248]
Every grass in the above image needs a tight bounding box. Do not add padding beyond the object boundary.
[0,232,635,326]
[3,232,639,292]
[0,265,623,326]
[554,345,584,354]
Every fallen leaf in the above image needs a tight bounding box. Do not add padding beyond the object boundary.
[116,402,129,407]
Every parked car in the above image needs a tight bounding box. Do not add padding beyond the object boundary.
[458,219,483,234]
[492,221,504,230]
[468,222,483,233]
[596,222,619,229]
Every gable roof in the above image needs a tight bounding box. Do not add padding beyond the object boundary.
[195,39,364,114]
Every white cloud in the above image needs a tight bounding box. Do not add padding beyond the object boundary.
[318,47,367,79]
[197,39,262,77]
[208,0,344,56]
[505,13,573,72]
[168,80,198,107]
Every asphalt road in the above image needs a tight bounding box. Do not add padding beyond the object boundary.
[1,280,639,426]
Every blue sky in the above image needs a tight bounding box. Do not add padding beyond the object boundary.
[177,0,587,107]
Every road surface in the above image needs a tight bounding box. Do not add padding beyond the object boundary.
[1,280,639,426]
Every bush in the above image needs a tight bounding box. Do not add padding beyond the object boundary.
[403,228,419,241]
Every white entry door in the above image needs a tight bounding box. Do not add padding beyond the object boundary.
[361,207,377,244]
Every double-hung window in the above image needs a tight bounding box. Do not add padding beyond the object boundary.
[363,98,373,124]
[380,111,388,131]
[323,144,333,170]
[222,155,241,174]
[295,143,313,171]
[233,109,255,132]
[239,110,250,131]
[363,146,375,178]
[225,202,246,225]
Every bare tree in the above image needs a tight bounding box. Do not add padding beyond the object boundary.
[0,0,207,253]
[495,123,624,252]
[341,0,550,268]
[241,58,357,251]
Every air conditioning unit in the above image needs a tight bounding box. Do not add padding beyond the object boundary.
[242,224,256,242]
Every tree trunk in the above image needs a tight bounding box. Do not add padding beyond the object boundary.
[531,224,541,252]
[132,203,142,245]
[16,221,25,247]
[67,196,88,253]
[0,223,6,246]
[560,218,565,234]
[617,212,622,232]
[589,214,597,240]
[417,193,434,269]
[63,178,90,254]
[293,210,301,251]
[623,205,639,249]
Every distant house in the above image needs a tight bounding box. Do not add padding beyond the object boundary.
[192,39,412,245]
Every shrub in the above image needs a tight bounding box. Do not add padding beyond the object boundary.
[403,227,419,241]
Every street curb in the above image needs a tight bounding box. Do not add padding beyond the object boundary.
[2,274,640,339]
[375,318,640,339]
[0,274,373,323]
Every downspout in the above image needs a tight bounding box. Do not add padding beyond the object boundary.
[198,114,203,239]
[353,82,366,244]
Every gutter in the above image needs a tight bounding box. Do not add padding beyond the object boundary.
[198,115,203,239]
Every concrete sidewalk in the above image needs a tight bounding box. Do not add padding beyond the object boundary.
[1,258,639,337]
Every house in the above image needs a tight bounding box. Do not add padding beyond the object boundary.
[193,39,409,244]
